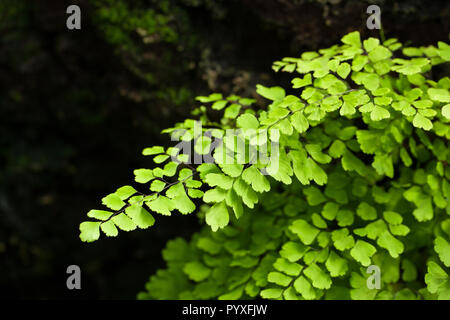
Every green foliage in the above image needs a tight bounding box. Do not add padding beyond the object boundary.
[93,0,178,49]
[81,31,450,300]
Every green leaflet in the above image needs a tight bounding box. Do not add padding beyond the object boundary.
[167,183,196,214]
[370,106,390,121]
[350,240,376,267]
[402,259,418,282]
[332,229,355,251]
[341,31,361,47]
[256,84,285,101]
[194,136,212,155]
[280,241,309,262]
[304,187,326,206]
[203,187,227,203]
[372,153,394,178]
[273,258,303,276]
[225,187,244,219]
[125,205,155,229]
[79,221,101,242]
[312,213,327,229]
[336,209,354,227]
[220,163,244,178]
[265,149,293,184]
[289,219,320,245]
[442,104,450,119]
[363,38,380,52]
[425,262,450,300]
[237,113,259,129]
[260,288,283,299]
[102,194,126,211]
[377,231,404,258]
[403,186,434,222]
[383,211,402,225]
[100,220,118,237]
[325,251,348,277]
[242,166,270,193]
[328,140,346,158]
[356,202,377,221]
[212,99,228,110]
[205,173,233,190]
[196,93,223,103]
[368,46,392,62]
[184,261,211,282]
[292,74,312,88]
[87,209,112,220]
[267,271,293,287]
[147,196,174,216]
[150,180,166,192]
[115,185,137,200]
[293,276,317,300]
[134,168,154,183]
[337,63,351,79]
[350,272,377,300]
[142,146,165,156]
[110,212,135,231]
[437,41,450,61]
[233,178,258,208]
[224,103,241,118]
[305,144,332,164]
[197,237,222,255]
[306,158,328,186]
[428,88,450,103]
[304,263,332,289]
[205,201,229,232]
[435,237,450,267]
[290,112,309,133]
[322,202,340,221]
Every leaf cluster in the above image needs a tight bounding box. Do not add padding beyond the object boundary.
[81,32,450,300]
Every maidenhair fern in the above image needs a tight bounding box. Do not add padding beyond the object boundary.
[80,31,450,300]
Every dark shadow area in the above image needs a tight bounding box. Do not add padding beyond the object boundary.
[0,0,448,299]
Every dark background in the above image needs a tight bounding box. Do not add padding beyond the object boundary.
[0,0,449,299]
